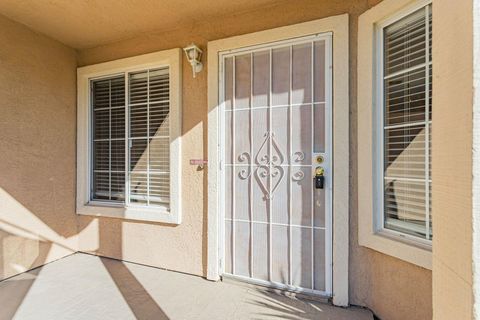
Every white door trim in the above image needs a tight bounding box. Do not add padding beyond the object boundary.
[207,14,349,306]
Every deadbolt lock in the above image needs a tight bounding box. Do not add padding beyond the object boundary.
[316,155,324,164]
[315,167,325,189]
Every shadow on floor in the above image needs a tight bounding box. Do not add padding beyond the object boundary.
[0,269,41,320]
[100,257,169,320]
[0,238,51,320]
[0,254,372,320]
[247,290,324,320]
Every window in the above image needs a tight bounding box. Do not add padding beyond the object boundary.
[91,69,170,207]
[357,0,432,269]
[77,49,182,224]
[380,4,432,241]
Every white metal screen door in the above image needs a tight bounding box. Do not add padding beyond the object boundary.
[220,33,333,296]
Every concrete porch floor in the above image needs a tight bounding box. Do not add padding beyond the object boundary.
[0,253,373,320]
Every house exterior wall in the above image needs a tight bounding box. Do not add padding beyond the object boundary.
[76,1,432,319]
[0,15,78,280]
[432,0,474,318]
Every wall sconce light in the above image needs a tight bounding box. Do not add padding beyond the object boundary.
[183,44,203,78]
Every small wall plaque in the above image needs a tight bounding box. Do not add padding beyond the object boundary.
[190,159,208,170]
[190,159,208,165]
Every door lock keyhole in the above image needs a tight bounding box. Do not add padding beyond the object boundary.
[315,167,325,189]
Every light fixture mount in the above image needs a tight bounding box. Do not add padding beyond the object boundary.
[183,44,203,78]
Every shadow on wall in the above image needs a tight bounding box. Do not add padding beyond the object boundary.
[0,188,79,276]
[0,186,78,318]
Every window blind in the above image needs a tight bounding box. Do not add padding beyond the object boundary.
[383,4,432,240]
[129,68,170,206]
[91,67,170,208]
[92,76,126,202]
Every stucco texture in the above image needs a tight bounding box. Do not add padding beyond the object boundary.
[0,15,78,281]
[432,0,474,319]
[0,0,434,319]
[75,1,432,319]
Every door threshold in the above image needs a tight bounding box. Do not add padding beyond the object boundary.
[221,274,331,304]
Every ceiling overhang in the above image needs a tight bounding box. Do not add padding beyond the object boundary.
[0,0,281,49]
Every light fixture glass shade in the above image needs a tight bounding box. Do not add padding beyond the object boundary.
[183,44,203,78]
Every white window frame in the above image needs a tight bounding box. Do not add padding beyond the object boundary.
[376,2,432,244]
[358,0,432,269]
[76,49,182,224]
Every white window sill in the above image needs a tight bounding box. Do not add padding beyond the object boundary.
[76,202,180,224]
[359,229,432,270]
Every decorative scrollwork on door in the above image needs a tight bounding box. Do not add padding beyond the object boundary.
[238,151,250,164]
[254,131,284,166]
[238,169,251,180]
[292,170,305,182]
[234,130,287,200]
[254,165,285,200]
[293,151,305,162]
[237,152,252,180]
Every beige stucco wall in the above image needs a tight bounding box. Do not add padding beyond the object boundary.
[432,0,474,319]
[75,1,432,319]
[0,1,439,319]
[0,15,78,281]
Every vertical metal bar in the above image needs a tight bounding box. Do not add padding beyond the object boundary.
[288,45,293,286]
[109,79,112,200]
[379,24,387,235]
[90,81,93,200]
[125,73,130,205]
[147,70,150,206]
[310,41,315,290]
[424,5,431,240]
[219,57,226,274]
[324,35,333,295]
[232,56,236,275]
[268,48,273,282]
[250,52,254,278]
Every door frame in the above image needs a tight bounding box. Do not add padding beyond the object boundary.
[207,14,350,306]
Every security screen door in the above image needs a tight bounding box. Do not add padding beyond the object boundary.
[220,33,333,295]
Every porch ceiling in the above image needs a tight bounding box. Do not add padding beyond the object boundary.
[0,0,281,49]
